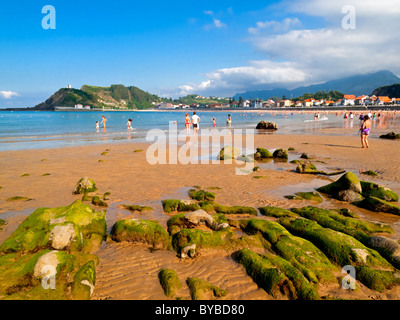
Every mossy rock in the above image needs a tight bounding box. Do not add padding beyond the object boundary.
[198,201,215,213]
[296,160,345,176]
[284,192,323,203]
[288,147,295,151]
[212,203,258,216]
[110,219,171,249]
[41,173,51,177]
[0,200,106,254]
[162,199,200,213]
[253,166,261,172]
[6,196,33,202]
[238,219,337,284]
[253,176,267,179]
[100,152,108,156]
[360,181,399,202]
[236,155,254,163]
[172,227,234,257]
[273,149,288,159]
[361,170,379,177]
[255,148,273,159]
[133,149,144,153]
[234,249,318,300]
[0,218,6,230]
[72,260,96,300]
[186,277,228,300]
[300,153,310,159]
[72,177,97,195]
[259,206,298,218]
[158,269,182,298]
[20,174,30,177]
[188,189,216,202]
[91,196,108,208]
[118,204,153,212]
[103,192,111,200]
[380,132,400,140]
[290,206,393,245]
[317,172,362,197]
[218,146,241,161]
[279,217,400,292]
[355,197,400,216]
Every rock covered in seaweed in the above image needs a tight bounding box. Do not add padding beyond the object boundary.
[218,146,241,160]
[72,177,97,195]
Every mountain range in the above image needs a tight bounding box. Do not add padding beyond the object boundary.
[233,70,400,100]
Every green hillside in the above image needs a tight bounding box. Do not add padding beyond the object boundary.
[34,85,164,110]
[372,83,400,98]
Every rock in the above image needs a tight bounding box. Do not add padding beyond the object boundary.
[300,153,310,159]
[180,244,196,259]
[255,148,273,159]
[338,190,364,203]
[366,236,400,269]
[317,172,362,197]
[72,177,97,195]
[380,132,400,140]
[218,146,241,160]
[188,189,216,201]
[256,121,278,130]
[184,209,214,227]
[49,224,76,250]
[273,149,288,159]
[186,277,229,300]
[158,269,182,298]
[236,155,254,163]
[296,160,318,173]
[360,181,399,202]
[356,196,400,216]
[33,250,60,278]
[91,196,108,207]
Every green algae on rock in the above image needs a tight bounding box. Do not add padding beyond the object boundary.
[259,206,298,218]
[360,181,399,202]
[72,177,97,195]
[118,204,153,212]
[317,172,362,196]
[284,192,323,203]
[186,277,228,300]
[361,170,379,177]
[110,219,171,249]
[218,146,241,161]
[273,148,288,159]
[212,203,258,216]
[91,196,108,208]
[188,189,216,202]
[0,200,106,254]
[290,206,393,244]
[6,196,33,202]
[254,148,273,159]
[238,219,337,284]
[158,269,182,298]
[279,217,400,292]
[355,196,400,216]
[234,249,319,300]
[162,199,200,213]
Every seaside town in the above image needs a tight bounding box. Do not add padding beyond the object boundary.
[156,94,400,110]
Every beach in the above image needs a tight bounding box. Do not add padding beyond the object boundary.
[1,126,400,300]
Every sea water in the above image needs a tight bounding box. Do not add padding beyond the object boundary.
[0,110,399,151]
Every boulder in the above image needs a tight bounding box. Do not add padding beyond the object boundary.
[218,146,241,160]
[256,121,278,130]
[366,236,400,269]
[273,148,288,159]
[380,132,400,140]
[356,196,400,216]
[255,148,273,159]
[338,190,364,203]
[317,172,362,196]
[360,181,399,202]
[72,177,97,195]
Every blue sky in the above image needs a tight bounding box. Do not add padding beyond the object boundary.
[1,0,399,107]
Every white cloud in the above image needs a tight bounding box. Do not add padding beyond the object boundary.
[248,18,301,34]
[0,91,19,99]
[213,18,226,28]
[173,0,400,97]
[203,10,214,15]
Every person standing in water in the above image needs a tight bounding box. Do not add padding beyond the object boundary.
[127,119,133,130]
[211,117,216,128]
[227,114,232,127]
[185,113,191,135]
[100,116,107,128]
[192,112,200,134]
[360,115,371,149]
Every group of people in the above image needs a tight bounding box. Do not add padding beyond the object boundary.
[96,116,133,131]
[184,112,232,134]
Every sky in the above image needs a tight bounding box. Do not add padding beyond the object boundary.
[1,0,400,107]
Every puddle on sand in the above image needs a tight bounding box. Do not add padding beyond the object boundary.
[265,178,333,199]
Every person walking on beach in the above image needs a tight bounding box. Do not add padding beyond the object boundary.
[100,116,107,128]
[185,113,191,135]
[192,112,200,134]
[360,115,371,149]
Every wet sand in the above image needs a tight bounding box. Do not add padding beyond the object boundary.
[1,132,400,300]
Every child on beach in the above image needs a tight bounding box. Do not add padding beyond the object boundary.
[96,121,99,130]
[127,119,133,130]
[227,114,232,127]
[211,117,216,127]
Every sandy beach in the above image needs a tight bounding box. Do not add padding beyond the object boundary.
[1,128,400,300]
